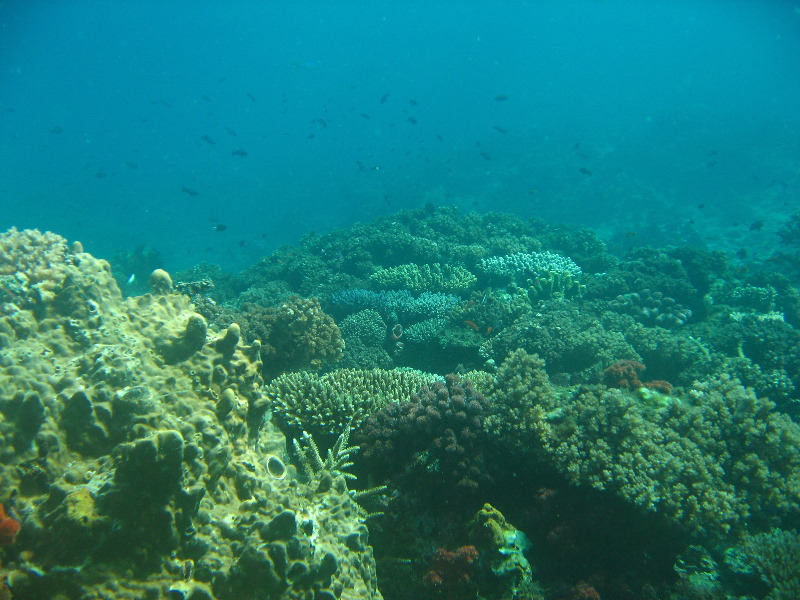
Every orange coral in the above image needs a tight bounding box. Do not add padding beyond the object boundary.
[0,504,20,546]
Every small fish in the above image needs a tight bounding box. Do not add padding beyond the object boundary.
[409,99,418,106]
[214,224,227,231]
[480,151,491,161]
[231,148,248,157]
[95,171,106,179]
[125,161,138,169]
[246,92,256,102]
[697,203,706,209]
[435,133,444,142]
[706,160,717,167]
[224,127,237,136]
[126,274,136,285]
[49,126,63,134]
[492,125,508,134]
[202,95,212,103]
[380,92,390,104]
[151,98,173,108]
[749,220,764,231]
[355,160,365,171]
[200,134,216,145]
[735,248,748,259]
[623,231,637,239]
[181,187,199,196]
[495,94,509,101]
[579,167,592,175]
[359,113,371,119]
[408,117,418,125]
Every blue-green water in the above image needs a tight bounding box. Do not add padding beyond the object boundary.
[2,3,800,600]
[1,1,798,270]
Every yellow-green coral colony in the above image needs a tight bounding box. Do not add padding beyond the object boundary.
[0,228,382,600]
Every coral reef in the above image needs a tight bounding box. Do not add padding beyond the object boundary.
[369,263,477,294]
[478,251,582,282]
[612,288,693,327]
[357,374,493,495]
[265,368,440,445]
[725,528,800,600]
[0,228,382,600]
[486,350,800,539]
[422,545,479,599]
[466,504,533,600]
[235,296,345,380]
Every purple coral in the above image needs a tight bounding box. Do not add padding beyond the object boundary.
[357,374,492,494]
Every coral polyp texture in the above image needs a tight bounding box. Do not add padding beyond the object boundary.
[265,367,440,444]
[485,350,800,539]
[0,228,382,600]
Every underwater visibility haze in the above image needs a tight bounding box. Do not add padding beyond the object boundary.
[1,2,800,599]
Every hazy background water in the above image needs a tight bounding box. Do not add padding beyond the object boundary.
[1,1,798,271]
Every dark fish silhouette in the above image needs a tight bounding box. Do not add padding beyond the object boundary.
[231,148,248,157]
[380,93,390,103]
[225,127,237,136]
[181,187,199,196]
[311,118,328,128]
[408,117,418,125]
[246,93,256,102]
[579,167,592,175]
[200,135,216,145]
[480,151,491,161]
[409,99,418,106]
[151,98,173,108]
[492,125,508,134]
[213,224,227,231]
[49,126,63,134]
[125,161,138,169]
[495,94,509,101]
[749,220,764,231]
[359,113,371,119]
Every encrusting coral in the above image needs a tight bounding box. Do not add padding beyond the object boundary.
[0,228,382,600]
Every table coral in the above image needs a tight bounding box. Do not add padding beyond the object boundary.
[266,367,440,445]
[369,263,477,294]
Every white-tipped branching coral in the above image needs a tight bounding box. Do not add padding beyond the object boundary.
[292,425,387,519]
